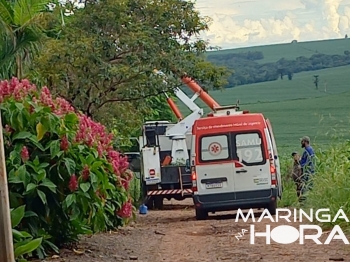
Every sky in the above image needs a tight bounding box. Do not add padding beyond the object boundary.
[194,0,350,49]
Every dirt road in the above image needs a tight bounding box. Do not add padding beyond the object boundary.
[51,199,349,262]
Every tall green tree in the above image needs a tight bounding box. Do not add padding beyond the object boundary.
[34,0,229,132]
[0,0,51,79]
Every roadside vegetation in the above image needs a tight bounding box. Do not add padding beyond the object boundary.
[278,133,350,233]
[0,0,227,260]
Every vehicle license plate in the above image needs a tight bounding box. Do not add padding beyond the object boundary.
[205,182,223,189]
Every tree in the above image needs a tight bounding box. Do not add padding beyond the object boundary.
[34,0,229,130]
[0,0,51,79]
[313,75,319,89]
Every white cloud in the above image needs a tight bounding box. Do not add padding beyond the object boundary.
[194,0,350,48]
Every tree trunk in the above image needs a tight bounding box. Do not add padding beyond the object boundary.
[16,54,22,79]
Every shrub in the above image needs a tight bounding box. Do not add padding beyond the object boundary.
[129,175,141,205]
[304,141,350,231]
[278,155,300,208]
[11,205,43,261]
[0,78,134,259]
[278,141,350,232]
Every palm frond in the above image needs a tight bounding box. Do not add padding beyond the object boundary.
[13,0,51,31]
[0,0,14,34]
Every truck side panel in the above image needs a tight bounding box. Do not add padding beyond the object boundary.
[141,147,161,185]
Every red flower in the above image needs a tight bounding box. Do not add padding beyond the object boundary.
[81,165,90,181]
[122,169,134,181]
[29,105,35,114]
[120,178,130,190]
[4,125,13,134]
[68,174,78,192]
[54,97,74,115]
[107,150,129,177]
[116,200,133,218]
[39,86,55,111]
[20,146,29,162]
[60,136,69,151]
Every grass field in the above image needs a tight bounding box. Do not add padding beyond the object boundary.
[177,65,350,155]
[207,38,350,64]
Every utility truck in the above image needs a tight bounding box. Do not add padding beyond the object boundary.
[137,73,221,209]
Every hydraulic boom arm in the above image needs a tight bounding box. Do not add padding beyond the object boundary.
[181,76,220,110]
[164,92,183,120]
[153,69,221,119]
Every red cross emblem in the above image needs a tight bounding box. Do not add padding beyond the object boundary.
[209,142,221,155]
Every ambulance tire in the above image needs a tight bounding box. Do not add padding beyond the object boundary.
[267,200,277,215]
[154,196,164,210]
[195,208,208,220]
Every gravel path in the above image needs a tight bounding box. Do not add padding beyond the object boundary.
[41,199,350,262]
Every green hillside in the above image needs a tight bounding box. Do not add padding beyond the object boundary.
[248,94,350,153]
[208,38,350,64]
[177,65,350,154]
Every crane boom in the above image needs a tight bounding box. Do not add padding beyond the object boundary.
[181,76,220,110]
[164,92,183,120]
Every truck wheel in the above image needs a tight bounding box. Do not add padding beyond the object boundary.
[154,196,164,210]
[142,182,154,210]
[145,197,154,210]
[267,200,277,215]
[195,208,208,220]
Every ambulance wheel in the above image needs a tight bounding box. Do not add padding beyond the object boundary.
[267,200,277,215]
[154,196,164,210]
[195,208,208,220]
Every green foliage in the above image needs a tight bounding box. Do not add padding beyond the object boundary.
[0,0,51,79]
[11,205,43,262]
[207,49,350,88]
[129,176,141,205]
[143,95,176,122]
[303,141,350,231]
[1,78,133,260]
[277,139,350,233]
[33,0,229,130]
[277,156,300,208]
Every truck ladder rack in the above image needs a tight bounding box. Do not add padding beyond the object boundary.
[213,104,240,111]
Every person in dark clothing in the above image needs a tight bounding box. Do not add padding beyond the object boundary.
[299,136,315,174]
[291,152,303,198]
[298,136,315,201]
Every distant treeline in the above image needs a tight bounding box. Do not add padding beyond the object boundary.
[206,51,350,87]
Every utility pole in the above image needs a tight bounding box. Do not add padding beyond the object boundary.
[0,113,15,262]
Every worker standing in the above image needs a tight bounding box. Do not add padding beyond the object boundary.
[298,136,315,202]
[291,152,302,198]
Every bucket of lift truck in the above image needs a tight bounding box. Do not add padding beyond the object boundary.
[207,105,249,117]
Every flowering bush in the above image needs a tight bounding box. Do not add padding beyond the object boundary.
[0,78,134,258]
